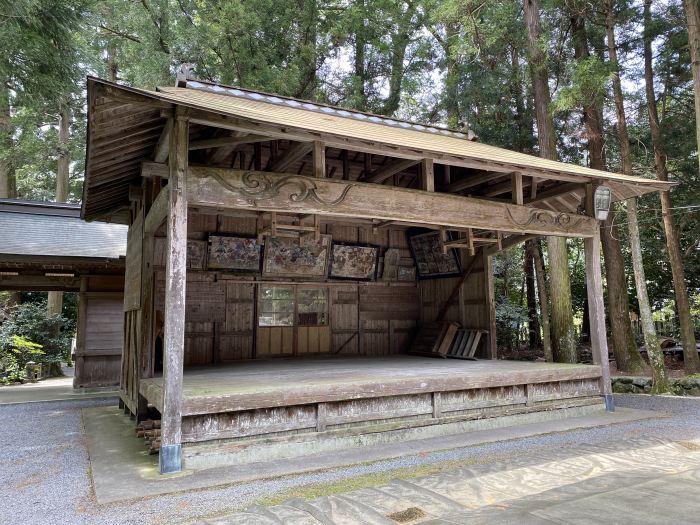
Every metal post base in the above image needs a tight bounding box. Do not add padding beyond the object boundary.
[603,394,615,412]
[159,444,182,474]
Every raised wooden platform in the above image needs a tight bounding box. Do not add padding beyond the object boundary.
[139,356,603,445]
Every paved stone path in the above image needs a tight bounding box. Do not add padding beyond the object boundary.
[194,436,700,524]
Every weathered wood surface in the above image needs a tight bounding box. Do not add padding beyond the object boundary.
[123,209,143,311]
[585,228,613,402]
[178,166,597,237]
[139,356,602,417]
[161,115,189,454]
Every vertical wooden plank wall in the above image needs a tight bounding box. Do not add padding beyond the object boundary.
[150,215,420,363]
[73,275,125,389]
[417,251,493,358]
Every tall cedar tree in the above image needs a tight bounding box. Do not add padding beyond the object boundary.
[523,0,576,363]
[605,0,668,391]
[570,15,644,373]
[644,0,700,373]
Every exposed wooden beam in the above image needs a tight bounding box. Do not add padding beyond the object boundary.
[436,250,483,322]
[585,227,614,411]
[182,107,672,192]
[144,188,169,234]
[485,233,540,256]
[153,119,173,163]
[269,142,313,172]
[0,275,81,292]
[526,182,584,205]
[441,172,500,193]
[421,158,435,191]
[160,114,188,475]
[186,166,597,238]
[512,172,524,205]
[363,158,419,184]
[313,141,326,178]
[483,176,531,198]
[188,134,270,151]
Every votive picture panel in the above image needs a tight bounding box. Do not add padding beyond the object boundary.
[329,243,379,281]
[263,235,331,278]
[207,235,262,272]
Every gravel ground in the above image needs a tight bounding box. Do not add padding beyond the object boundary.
[1,394,699,525]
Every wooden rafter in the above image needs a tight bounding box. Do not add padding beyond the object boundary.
[363,158,419,184]
[269,142,313,172]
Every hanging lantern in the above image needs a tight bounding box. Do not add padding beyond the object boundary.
[594,185,612,221]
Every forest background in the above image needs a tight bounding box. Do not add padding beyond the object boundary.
[1,0,700,384]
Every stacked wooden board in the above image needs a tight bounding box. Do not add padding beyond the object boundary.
[409,322,486,360]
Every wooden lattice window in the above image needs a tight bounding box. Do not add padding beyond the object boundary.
[257,286,328,327]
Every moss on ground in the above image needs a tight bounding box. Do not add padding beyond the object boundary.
[253,456,480,507]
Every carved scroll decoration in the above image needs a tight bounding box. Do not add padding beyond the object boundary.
[506,208,585,231]
[208,170,356,207]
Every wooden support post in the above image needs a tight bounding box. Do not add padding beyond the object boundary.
[439,227,448,254]
[421,158,435,192]
[484,251,497,359]
[467,228,475,256]
[585,227,614,412]
[512,172,524,205]
[432,392,442,418]
[313,141,326,178]
[159,114,189,474]
[317,403,327,432]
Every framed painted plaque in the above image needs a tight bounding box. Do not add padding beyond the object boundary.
[329,243,379,281]
[408,230,461,279]
[263,235,331,278]
[207,235,262,272]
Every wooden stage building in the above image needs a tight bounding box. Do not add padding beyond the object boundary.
[0,199,127,388]
[81,71,673,473]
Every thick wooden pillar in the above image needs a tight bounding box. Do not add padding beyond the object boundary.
[159,115,189,474]
[584,228,614,411]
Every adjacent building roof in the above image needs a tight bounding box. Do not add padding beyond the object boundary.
[0,199,127,260]
[82,76,674,223]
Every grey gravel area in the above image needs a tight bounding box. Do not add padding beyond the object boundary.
[2,394,699,525]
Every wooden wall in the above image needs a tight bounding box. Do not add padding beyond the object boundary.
[74,275,125,389]
[418,251,496,358]
[148,211,423,367]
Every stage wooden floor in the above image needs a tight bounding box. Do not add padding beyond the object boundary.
[140,356,602,415]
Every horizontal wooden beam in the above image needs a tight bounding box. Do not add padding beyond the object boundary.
[0,275,81,291]
[188,134,270,151]
[185,167,597,237]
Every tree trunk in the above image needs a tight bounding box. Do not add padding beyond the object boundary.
[529,240,553,361]
[570,15,643,372]
[684,0,700,178]
[628,198,670,392]
[606,0,668,389]
[644,0,700,373]
[524,241,542,349]
[444,22,460,128]
[48,106,71,318]
[524,0,575,363]
[0,83,15,198]
[352,0,368,111]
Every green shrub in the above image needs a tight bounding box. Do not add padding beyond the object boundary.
[0,300,75,375]
[0,335,44,383]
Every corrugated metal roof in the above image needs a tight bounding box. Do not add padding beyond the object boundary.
[153,85,671,190]
[0,200,127,259]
